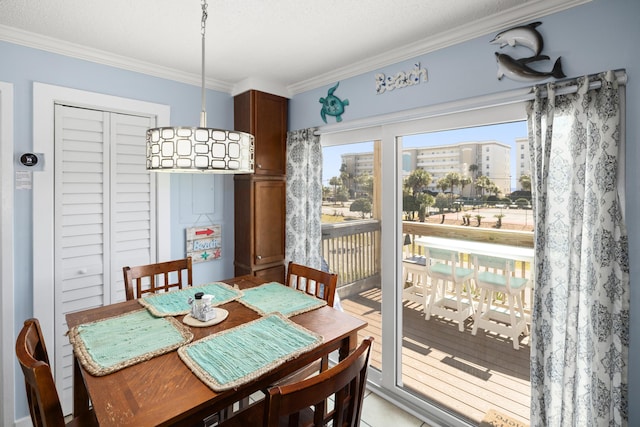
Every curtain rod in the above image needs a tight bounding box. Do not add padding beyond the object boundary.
[530,69,627,98]
[317,69,626,136]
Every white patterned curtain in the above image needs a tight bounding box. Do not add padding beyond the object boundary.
[285,128,323,269]
[528,71,629,426]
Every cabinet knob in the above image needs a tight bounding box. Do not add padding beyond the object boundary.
[256,255,263,260]
[257,164,262,169]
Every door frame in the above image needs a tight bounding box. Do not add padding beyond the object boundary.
[32,82,171,369]
[0,81,15,427]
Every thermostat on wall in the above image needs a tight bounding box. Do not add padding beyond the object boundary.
[18,153,44,171]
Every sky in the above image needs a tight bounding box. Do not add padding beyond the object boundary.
[321,120,528,190]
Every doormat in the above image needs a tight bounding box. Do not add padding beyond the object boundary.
[480,409,528,427]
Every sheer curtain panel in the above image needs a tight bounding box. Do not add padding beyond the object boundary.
[285,128,323,269]
[528,71,629,427]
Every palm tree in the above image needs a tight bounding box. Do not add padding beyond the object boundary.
[329,176,341,200]
[468,164,479,196]
[488,183,501,197]
[475,175,491,198]
[405,169,432,196]
[445,172,461,205]
[339,163,354,198]
[519,174,532,191]
[437,177,451,196]
[355,172,373,199]
[322,186,331,200]
[459,176,472,198]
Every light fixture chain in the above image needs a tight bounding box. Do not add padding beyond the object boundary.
[201,0,208,36]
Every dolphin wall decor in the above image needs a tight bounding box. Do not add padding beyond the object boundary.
[495,53,565,82]
[491,21,565,82]
[490,22,544,56]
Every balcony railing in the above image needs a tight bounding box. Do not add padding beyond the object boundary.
[321,219,534,302]
[321,220,381,290]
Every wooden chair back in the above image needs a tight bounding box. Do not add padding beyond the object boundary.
[216,337,373,427]
[266,336,373,427]
[16,318,97,427]
[123,257,193,301]
[286,261,338,307]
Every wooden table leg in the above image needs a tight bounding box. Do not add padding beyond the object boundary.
[73,356,91,417]
[339,331,358,361]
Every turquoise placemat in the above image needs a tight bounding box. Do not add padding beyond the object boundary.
[178,313,323,391]
[238,282,327,317]
[68,309,193,376]
[138,282,243,317]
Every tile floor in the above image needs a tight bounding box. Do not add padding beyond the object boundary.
[360,390,431,427]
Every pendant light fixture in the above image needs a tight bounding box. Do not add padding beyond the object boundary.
[146,0,254,173]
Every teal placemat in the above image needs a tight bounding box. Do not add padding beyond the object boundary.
[238,282,327,317]
[138,282,243,317]
[178,313,323,391]
[68,309,193,376]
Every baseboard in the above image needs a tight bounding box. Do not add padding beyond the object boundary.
[14,415,33,427]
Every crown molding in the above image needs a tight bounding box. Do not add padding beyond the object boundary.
[0,24,233,93]
[287,0,591,94]
[231,77,291,99]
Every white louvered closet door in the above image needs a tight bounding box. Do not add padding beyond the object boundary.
[53,105,156,413]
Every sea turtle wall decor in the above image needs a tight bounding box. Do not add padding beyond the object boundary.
[319,82,349,123]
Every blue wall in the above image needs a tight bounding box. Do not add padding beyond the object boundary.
[291,0,639,423]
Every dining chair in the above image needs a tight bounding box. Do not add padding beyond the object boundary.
[16,318,99,427]
[122,256,193,300]
[471,254,529,350]
[216,337,373,427]
[424,247,475,332]
[402,234,428,305]
[286,261,338,308]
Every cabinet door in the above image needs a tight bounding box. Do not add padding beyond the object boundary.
[254,179,285,265]
[253,91,287,175]
[234,91,287,176]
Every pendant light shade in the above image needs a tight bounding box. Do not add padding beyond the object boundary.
[146,0,254,173]
[146,126,254,173]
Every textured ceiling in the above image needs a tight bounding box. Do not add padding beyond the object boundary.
[0,0,587,96]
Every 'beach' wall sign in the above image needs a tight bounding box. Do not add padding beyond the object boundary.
[376,62,428,94]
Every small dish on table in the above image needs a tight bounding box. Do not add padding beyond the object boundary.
[183,308,229,327]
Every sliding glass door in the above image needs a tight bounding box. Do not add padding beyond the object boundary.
[397,121,533,426]
[321,100,532,426]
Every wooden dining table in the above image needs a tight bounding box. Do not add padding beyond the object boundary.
[66,275,368,426]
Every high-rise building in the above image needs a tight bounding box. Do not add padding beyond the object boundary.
[340,140,512,197]
[514,137,531,190]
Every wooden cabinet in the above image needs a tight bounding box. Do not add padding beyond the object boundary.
[234,90,288,281]
[234,176,285,276]
[234,90,287,176]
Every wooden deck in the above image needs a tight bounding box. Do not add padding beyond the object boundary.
[340,285,531,426]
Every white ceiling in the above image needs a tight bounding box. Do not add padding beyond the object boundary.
[0,0,587,97]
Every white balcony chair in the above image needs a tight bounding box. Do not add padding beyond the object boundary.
[402,235,428,305]
[471,254,529,350]
[424,247,475,332]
